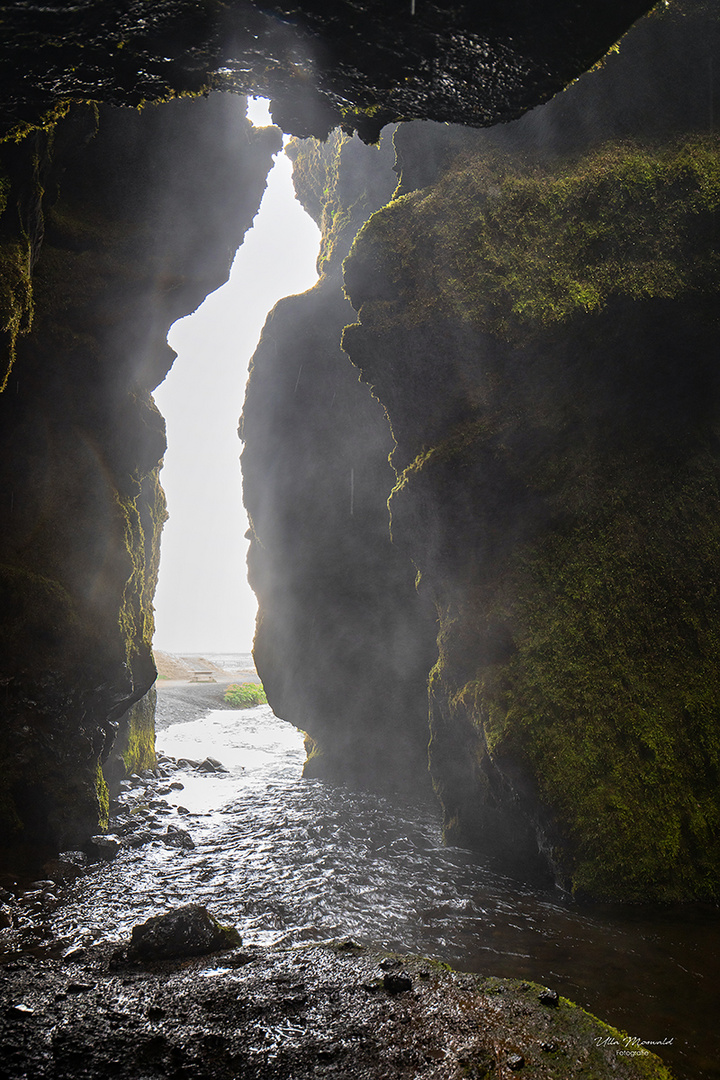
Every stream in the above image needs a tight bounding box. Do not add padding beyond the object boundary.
[4,669,719,1080]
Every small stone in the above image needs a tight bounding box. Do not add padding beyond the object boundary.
[176,806,190,816]
[162,826,195,850]
[7,1003,33,1017]
[541,1041,558,1053]
[539,988,559,1007]
[66,982,93,993]
[62,946,86,960]
[336,938,364,952]
[383,971,412,994]
[90,835,123,859]
[0,905,14,928]
[169,781,184,791]
[379,958,402,970]
[507,1053,525,1070]
[125,829,154,849]
[18,890,43,903]
[226,952,255,967]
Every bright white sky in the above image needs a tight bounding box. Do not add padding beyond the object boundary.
[152,98,321,654]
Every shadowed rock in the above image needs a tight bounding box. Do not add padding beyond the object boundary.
[128,905,241,961]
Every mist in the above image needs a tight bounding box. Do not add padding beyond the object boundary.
[152,99,321,655]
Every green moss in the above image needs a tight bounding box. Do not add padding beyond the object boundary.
[0,101,72,146]
[224,682,268,707]
[0,236,34,390]
[117,463,167,679]
[121,691,157,774]
[287,128,395,275]
[95,759,110,831]
[344,136,720,343]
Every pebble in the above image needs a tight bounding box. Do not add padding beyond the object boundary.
[383,972,412,994]
[125,830,155,849]
[162,826,195,850]
[6,1003,33,1017]
[42,851,88,885]
[90,835,123,859]
[539,988,559,1007]
[507,1052,525,1070]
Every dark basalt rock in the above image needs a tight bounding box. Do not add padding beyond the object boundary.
[127,904,242,961]
[0,94,280,855]
[242,129,437,789]
[0,1,655,143]
[0,943,673,1079]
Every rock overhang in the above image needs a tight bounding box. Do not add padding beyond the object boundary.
[0,0,656,142]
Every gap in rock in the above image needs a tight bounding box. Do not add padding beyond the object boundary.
[152,98,321,660]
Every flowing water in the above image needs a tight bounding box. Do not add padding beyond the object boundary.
[36,690,720,1079]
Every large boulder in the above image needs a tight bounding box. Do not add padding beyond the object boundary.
[128,904,242,961]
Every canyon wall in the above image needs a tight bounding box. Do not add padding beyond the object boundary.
[0,95,280,854]
[244,1,720,900]
[241,131,437,789]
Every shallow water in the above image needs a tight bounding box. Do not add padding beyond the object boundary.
[47,704,720,1079]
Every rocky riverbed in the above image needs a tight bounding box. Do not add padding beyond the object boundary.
[0,686,681,1079]
[0,933,671,1079]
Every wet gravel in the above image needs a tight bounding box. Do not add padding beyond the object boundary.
[0,940,671,1079]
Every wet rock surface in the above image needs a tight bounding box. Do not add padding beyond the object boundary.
[128,904,241,961]
[0,746,218,958]
[0,1,654,143]
[0,941,672,1079]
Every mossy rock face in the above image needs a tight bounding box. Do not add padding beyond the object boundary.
[341,4,720,900]
[0,96,280,854]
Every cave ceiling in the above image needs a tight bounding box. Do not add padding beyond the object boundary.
[0,0,656,141]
